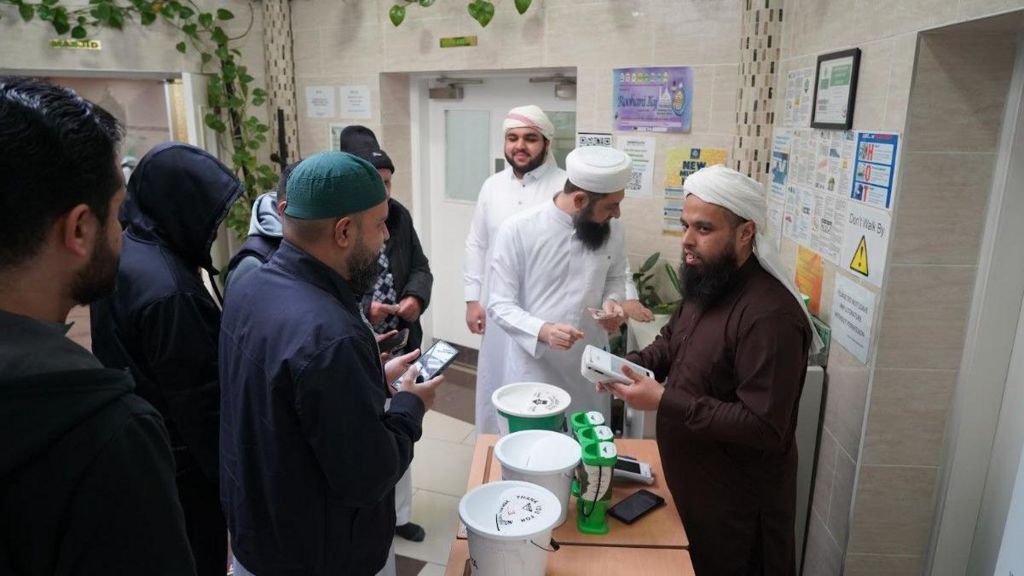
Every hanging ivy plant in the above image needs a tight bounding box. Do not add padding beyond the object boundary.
[0,0,278,239]
[389,0,532,28]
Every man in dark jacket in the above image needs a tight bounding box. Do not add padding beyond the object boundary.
[90,142,242,576]
[223,160,300,293]
[0,77,194,575]
[339,126,433,543]
[220,151,442,575]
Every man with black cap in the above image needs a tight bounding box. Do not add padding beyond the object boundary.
[220,151,442,575]
[338,125,432,543]
[487,146,631,422]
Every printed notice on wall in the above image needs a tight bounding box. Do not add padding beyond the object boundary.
[770,129,791,202]
[305,86,335,118]
[796,246,824,316]
[613,67,692,133]
[577,132,613,148]
[339,85,371,119]
[766,198,785,252]
[615,136,655,198]
[663,147,727,189]
[663,187,685,235]
[840,202,891,288]
[851,131,901,210]
[783,67,815,128]
[831,274,877,364]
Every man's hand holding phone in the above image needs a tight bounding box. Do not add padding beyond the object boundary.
[385,348,420,387]
[396,364,443,411]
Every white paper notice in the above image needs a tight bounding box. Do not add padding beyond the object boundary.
[339,85,371,119]
[784,67,815,128]
[770,129,791,202]
[832,274,877,364]
[840,202,891,288]
[766,199,785,252]
[616,136,655,198]
[305,86,335,119]
[809,191,847,265]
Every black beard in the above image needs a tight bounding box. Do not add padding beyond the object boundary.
[572,201,611,251]
[347,240,381,294]
[506,141,548,177]
[680,249,740,308]
[70,228,119,305]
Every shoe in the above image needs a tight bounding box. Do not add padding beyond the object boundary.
[395,522,426,542]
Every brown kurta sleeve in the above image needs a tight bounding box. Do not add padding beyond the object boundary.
[624,309,679,381]
[658,314,808,452]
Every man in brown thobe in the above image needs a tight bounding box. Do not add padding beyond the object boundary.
[605,165,821,575]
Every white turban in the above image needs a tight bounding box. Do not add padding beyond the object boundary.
[683,164,824,353]
[566,146,632,193]
[503,105,557,166]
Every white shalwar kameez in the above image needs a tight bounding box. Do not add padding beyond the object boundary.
[487,200,628,422]
[465,161,567,433]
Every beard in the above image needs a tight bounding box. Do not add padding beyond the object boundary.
[572,200,612,251]
[70,229,119,305]
[505,141,548,176]
[680,241,740,308]
[347,236,381,294]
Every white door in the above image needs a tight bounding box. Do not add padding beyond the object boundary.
[419,74,576,350]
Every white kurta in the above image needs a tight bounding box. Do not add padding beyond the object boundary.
[465,162,568,433]
[487,200,628,422]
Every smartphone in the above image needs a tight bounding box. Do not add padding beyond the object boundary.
[607,489,665,525]
[613,455,655,485]
[580,345,655,386]
[378,328,410,354]
[391,339,460,390]
[588,307,620,320]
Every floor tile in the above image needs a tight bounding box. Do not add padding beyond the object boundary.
[417,562,446,576]
[422,410,475,444]
[411,437,473,497]
[394,489,461,566]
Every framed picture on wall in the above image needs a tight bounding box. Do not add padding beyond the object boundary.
[810,48,861,130]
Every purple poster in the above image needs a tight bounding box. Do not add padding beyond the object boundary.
[613,67,693,133]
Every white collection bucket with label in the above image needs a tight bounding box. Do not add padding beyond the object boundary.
[491,382,571,436]
[494,430,581,526]
[458,480,561,576]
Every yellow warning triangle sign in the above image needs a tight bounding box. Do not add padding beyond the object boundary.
[850,235,869,276]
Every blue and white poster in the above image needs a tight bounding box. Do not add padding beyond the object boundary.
[613,67,692,133]
[850,131,900,210]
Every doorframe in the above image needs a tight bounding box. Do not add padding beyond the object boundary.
[927,35,1024,576]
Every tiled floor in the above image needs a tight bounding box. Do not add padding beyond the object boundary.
[64,306,478,576]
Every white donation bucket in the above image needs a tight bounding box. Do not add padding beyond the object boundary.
[491,382,571,436]
[458,481,561,576]
[494,430,581,526]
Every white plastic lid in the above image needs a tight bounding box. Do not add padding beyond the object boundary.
[492,382,571,418]
[459,481,562,539]
[584,411,605,425]
[495,430,581,474]
[592,426,614,441]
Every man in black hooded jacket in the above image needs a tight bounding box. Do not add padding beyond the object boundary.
[0,77,195,575]
[90,142,242,576]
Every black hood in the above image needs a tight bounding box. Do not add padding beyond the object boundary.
[122,142,244,272]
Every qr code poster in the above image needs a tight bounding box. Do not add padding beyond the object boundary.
[614,135,655,199]
[576,132,613,148]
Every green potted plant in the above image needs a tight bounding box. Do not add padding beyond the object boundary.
[628,252,681,349]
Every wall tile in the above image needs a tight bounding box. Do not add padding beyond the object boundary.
[956,0,1024,21]
[823,354,870,459]
[545,3,654,68]
[891,152,996,266]
[845,553,924,576]
[851,38,894,131]
[827,448,857,547]
[883,33,918,132]
[857,0,957,38]
[848,465,938,555]
[292,30,322,78]
[812,428,838,519]
[321,24,385,76]
[710,65,740,136]
[802,512,843,576]
[875,265,976,370]
[907,34,1016,153]
[862,368,956,467]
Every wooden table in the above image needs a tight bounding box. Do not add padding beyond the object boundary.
[457,434,688,549]
[443,539,695,576]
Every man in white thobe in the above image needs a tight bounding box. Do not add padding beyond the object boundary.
[487,146,632,420]
[464,105,569,433]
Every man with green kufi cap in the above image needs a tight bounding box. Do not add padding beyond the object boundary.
[220,151,443,576]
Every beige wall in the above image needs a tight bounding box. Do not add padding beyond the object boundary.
[778,1,1024,574]
[290,0,743,272]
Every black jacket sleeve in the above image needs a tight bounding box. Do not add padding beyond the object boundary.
[293,334,424,506]
[68,407,196,576]
[400,221,433,311]
[139,293,221,481]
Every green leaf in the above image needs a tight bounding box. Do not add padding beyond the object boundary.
[19,4,34,22]
[388,4,404,26]
[418,0,435,6]
[177,6,194,19]
[211,26,228,44]
[216,8,233,20]
[198,12,212,27]
[140,10,156,25]
[200,52,212,64]
[478,1,494,26]
[71,25,87,38]
[53,18,70,34]
[514,0,531,14]
[175,41,187,53]
[640,252,661,273]
[42,0,60,6]
[182,22,197,36]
